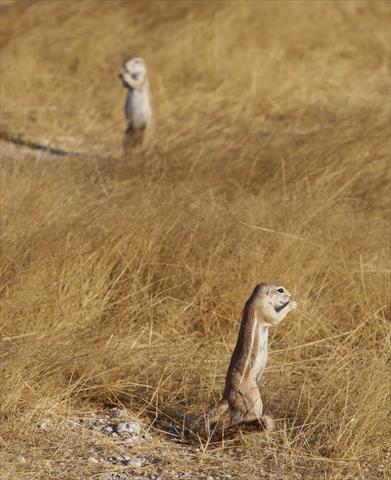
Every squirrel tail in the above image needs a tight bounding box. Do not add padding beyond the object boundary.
[204,399,229,425]
[187,399,229,435]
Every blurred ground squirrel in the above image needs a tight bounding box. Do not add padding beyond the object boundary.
[119,57,153,151]
[1,57,152,157]
[193,283,297,433]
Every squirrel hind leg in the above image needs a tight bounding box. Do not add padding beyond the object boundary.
[123,125,147,153]
[229,412,275,432]
[193,400,229,432]
[207,399,229,424]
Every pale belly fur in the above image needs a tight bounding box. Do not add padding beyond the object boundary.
[125,87,151,129]
[251,323,269,383]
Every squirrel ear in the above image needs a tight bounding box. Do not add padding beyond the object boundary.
[264,286,270,295]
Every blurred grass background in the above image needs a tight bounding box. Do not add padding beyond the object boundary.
[1,1,390,478]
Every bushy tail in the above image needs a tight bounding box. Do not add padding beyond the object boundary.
[188,399,229,434]
[205,399,229,425]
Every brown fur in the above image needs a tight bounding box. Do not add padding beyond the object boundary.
[194,283,296,433]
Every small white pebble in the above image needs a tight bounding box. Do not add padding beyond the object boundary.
[17,455,26,464]
[88,456,99,464]
[116,421,141,434]
[128,458,143,467]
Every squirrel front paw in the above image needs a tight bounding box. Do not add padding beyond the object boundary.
[290,300,298,310]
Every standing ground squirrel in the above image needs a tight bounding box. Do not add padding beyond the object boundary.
[195,283,297,433]
[119,57,153,150]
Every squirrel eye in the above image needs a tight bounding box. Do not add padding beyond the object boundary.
[277,288,284,293]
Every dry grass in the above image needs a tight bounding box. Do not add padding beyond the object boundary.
[1,1,390,479]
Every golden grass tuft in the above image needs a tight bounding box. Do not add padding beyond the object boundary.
[1,1,390,478]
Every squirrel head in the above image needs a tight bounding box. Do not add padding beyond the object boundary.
[119,57,148,90]
[249,283,297,326]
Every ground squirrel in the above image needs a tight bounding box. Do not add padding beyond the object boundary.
[119,57,153,150]
[196,283,297,433]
